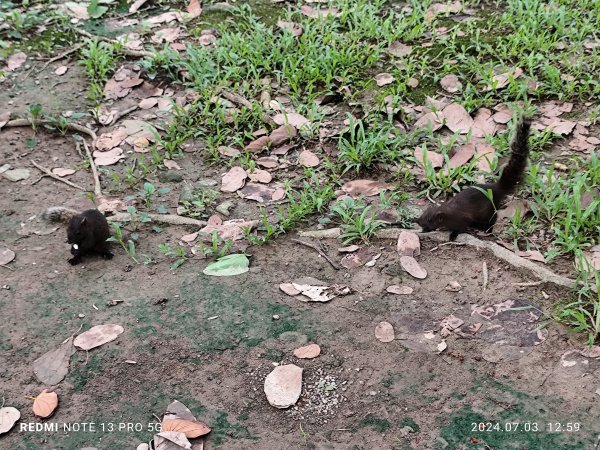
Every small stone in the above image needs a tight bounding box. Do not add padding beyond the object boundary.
[272,315,280,320]
[158,171,183,183]
[216,200,235,216]
[78,314,85,318]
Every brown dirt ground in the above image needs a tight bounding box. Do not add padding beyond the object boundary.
[1,59,599,450]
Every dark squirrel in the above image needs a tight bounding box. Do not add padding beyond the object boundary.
[417,118,531,241]
[43,207,113,265]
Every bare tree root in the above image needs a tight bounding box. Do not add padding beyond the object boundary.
[109,212,206,227]
[4,119,97,141]
[299,227,588,292]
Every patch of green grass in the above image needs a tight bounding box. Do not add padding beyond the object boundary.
[527,154,600,259]
[79,38,120,105]
[211,411,256,446]
[69,352,107,392]
[398,417,420,432]
[360,417,391,433]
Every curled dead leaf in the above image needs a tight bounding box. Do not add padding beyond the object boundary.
[298,150,320,167]
[386,285,413,295]
[400,256,427,279]
[221,166,247,192]
[293,343,321,359]
[375,73,394,87]
[0,407,20,434]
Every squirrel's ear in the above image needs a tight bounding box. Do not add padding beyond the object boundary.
[80,217,87,226]
[434,211,446,225]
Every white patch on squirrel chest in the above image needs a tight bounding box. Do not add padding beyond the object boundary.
[72,244,79,250]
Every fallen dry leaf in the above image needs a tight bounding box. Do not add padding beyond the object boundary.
[341,179,389,196]
[163,159,181,170]
[187,0,202,18]
[277,20,303,37]
[0,407,20,435]
[298,150,320,167]
[51,168,76,177]
[264,364,303,409]
[238,183,282,203]
[293,343,321,359]
[95,129,128,151]
[445,281,462,292]
[248,169,272,183]
[515,250,546,263]
[220,166,247,192]
[54,66,68,76]
[6,51,27,71]
[245,136,272,153]
[375,321,395,343]
[280,283,301,296]
[400,256,427,279]
[397,230,421,257]
[256,156,279,169]
[147,11,183,26]
[386,285,413,295]
[413,111,444,131]
[375,73,394,87]
[425,1,462,22]
[338,245,360,253]
[154,431,192,450]
[199,219,257,241]
[129,0,148,13]
[152,27,182,44]
[414,147,444,168]
[440,74,462,93]
[273,113,310,129]
[180,232,198,243]
[485,67,523,91]
[74,324,124,351]
[93,148,125,166]
[32,390,58,418]
[0,112,10,129]
[139,97,159,109]
[33,336,74,385]
[388,42,412,57]
[443,103,474,134]
[300,4,340,19]
[449,143,475,168]
[161,419,211,438]
[269,124,297,146]
[472,108,497,138]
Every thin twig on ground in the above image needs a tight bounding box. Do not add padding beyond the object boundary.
[482,261,488,291]
[38,44,84,73]
[30,160,85,191]
[81,139,102,197]
[5,119,97,141]
[73,29,155,58]
[107,104,139,125]
[291,238,341,270]
[299,227,591,292]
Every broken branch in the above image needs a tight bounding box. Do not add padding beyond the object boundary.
[30,160,86,191]
[292,238,341,270]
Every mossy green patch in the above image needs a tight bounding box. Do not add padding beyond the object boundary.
[210,410,256,446]
[398,417,420,432]
[359,417,391,433]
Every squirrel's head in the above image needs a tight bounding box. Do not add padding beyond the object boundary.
[416,206,446,232]
[66,216,88,244]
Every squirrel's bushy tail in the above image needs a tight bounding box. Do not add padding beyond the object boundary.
[497,118,531,195]
[42,207,79,222]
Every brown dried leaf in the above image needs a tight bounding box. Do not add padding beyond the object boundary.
[93,148,125,166]
[220,166,247,192]
[280,283,301,296]
[74,324,124,350]
[269,125,297,146]
[341,179,389,196]
[245,136,272,153]
[51,168,76,177]
[515,250,546,263]
[200,219,256,241]
[388,42,412,57]
[277,20,303,37]
[375,321,395,343]
[338,245,360,253]
[400,256,427,279]
[32,390,58,418]
[413,111,443,131]
[449,143,475,168]
[139,97,159,109]
[375,73,394,87]
[298,150,320,167]
[443,103,473,134]
[238,183,279,203]
[300,4,340,19]
[440,74,462,93]
[414,147,444,169]
[147,11,182,25]
[485,67,523,91]
[129,0,148,13]
[154,431,191,450]
[474,142,495,171]
[6,51,27,71]
[256,156,279,169]
[273,113,310,129]
[161,419,211,438]
[425,1,462,22]
[187,0,202,18]
[293,343,321,359]
[0,112,10,129]
[152,27,182,44]
[472,108,497,138]
[386,285,413,295]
